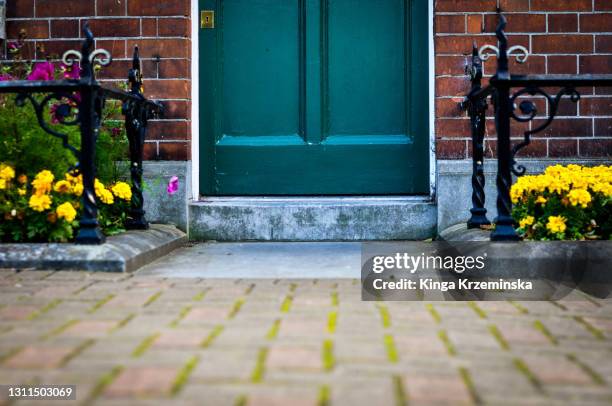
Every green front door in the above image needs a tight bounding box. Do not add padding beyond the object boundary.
[199,0,429,195]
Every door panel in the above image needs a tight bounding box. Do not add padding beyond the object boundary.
[199,0,430,196]
[222,0,300,138]
[327,0,407,136]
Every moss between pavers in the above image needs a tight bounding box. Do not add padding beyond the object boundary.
[331,291,339,307]
[280,295,293,313]
[143,291,163,307]
[458,367,480,405]
[322,339,335,371]
[251,347,268,383]
[573,316,605,340]
[88,294,115,314]
[318,385,331,406]
[566,353,606,385]
[85,365,124,404]
[533,320,558,345]
[513,358,542,391]
[169,305,193,328]
[132,333,160,358]
[383,334,399,363]
[425,303,442,324]
[41,319,79,340]
[438,330,456,356]
[488,324,510,351]
[508,300,529,314]
[110,313,135,333]
[327,311,337,334]
[266,319,281,340]
[28,298,63,320]
[392,375,407,406]
[468,301,487,319]
[377,304,392,328]
[227,298,245,319]
[171,355,200,396]
[200,325,224,348]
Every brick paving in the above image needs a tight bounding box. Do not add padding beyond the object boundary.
[0,270,611,405]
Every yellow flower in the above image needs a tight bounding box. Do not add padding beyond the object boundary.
[535,196,547,205]
[28,194,52,212]
[546,216,567,234]
[519,216,535,229]
[98,188,114,205]
[53,180,72,194]
[111,182,132,202]
[56,202,77,222]
[0,164,15,181]
[567,189,591,208]
[72,182,84,197]
[0,178,5,190]
[18,188,26,196]
[32,170,54,195]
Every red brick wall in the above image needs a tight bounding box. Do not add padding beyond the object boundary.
[4,1,612,161]
[5,0,191,161]
[435,0,612,159]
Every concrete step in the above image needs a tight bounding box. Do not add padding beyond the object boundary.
[188,197,436,241]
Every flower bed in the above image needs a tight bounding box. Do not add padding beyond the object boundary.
[511,164,612,240]
[0,33,134,243]
[1,164,133,242]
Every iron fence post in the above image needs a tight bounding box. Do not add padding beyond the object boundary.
[490,16,520,241]
[75,28,105,244]
[124,47,149,230]
[466,45,491,229]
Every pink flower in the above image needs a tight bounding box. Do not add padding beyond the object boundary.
[62,63,81,80]
[0,73,13,81]
[167,176,179,195]
[27,61,55,81]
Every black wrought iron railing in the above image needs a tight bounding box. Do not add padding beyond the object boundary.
[0,24,163,244]
[461,14,612,242]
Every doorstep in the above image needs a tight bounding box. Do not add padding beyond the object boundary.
[0,224,187,273]
[188,196,437,241]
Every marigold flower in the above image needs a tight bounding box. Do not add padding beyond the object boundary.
[32,170,55,195]
[53,180,72,194]
[546,216,567,234]
[56,202,77,222]
[28,194,52,212]
[111,182,132,202]
[97,188,114,205]
[18,174,28,184]
[0,178,5,190]
[535,196,547,205]
[18,188,26,196]
[567,189,591,209]
[519,216,535,229]
[0,164,15,181]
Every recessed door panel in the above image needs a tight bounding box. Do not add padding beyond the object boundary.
[327,0,407,136]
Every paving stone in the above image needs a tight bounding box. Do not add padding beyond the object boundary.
[104,367,178,398]
[4,345,74,369]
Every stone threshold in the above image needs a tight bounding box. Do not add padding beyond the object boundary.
[0,224,187,273]
[189,196,437,241]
